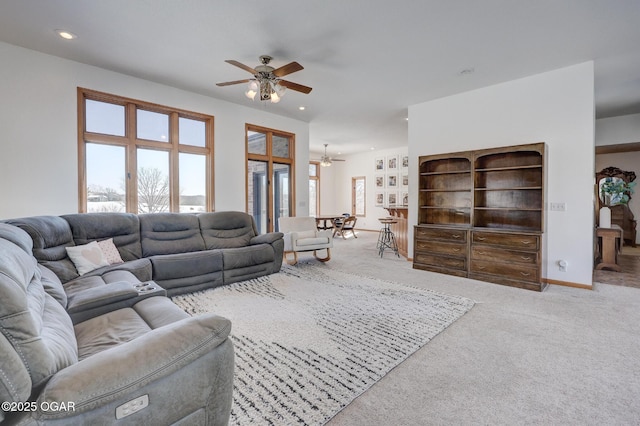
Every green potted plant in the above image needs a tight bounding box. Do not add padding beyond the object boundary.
[600,177,636,206]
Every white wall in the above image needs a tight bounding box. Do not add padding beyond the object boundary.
[318,147,408,230]
[0,41,309,219]
[408,62,595,287]
[596,113,640,146]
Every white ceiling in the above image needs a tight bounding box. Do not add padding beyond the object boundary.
[1,1,639,158]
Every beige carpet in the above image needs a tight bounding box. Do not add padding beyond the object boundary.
[296,230,640,426]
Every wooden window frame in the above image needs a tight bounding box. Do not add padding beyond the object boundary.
[309,161,320,216]
[352,176,366,217]
[77,87,214,213]
[245,123,296,233]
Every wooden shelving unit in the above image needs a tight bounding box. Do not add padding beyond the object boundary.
[414,143,547,291]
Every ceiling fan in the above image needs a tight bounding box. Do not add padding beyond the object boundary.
[316,144,345,167]
[216,55,312,103]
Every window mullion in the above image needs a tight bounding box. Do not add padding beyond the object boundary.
[127,103,138,213]
[170,112,180,212]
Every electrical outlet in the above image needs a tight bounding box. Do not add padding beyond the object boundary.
[558,260,568,272]
[550,202,566,212]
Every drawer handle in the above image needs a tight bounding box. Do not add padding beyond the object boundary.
[476,237,486,241]
[477,265,485,270]
[452,248,461,253]
[521,240,532,245]
[520,256,532,261]
[452,234,461,239]
[476,251,486,255]
[520,272,531,277]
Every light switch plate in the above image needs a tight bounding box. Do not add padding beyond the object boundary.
[550,202,566,211]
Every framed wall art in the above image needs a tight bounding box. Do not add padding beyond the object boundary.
[375,157,385,172]
[401,154,409,169]
[387,173,398,188]
[387,191,398,206]
[375,174,385,188]
[386,155,399,171]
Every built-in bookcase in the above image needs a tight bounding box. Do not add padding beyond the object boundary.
[418,155,472,226]
[414,143,547,291]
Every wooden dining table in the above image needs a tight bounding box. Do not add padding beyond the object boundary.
[314,215,345,230]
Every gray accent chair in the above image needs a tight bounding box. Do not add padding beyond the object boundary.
[0,223,234,425]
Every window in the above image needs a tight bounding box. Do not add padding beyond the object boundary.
[78,88,214,213]
[352,176,366,216]
[246,124,295,233]
[309,162,320,217]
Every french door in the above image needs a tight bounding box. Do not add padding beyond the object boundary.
[246,125,295,233]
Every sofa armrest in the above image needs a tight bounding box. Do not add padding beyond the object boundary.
[66,281,167,324]
[250,232,283,246]
[33,314,233,424]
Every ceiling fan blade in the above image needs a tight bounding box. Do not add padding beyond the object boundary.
[279,80,313,94]
[331,159,346,162]
[225,60,257,75]
[216,79,250,87]
[273,61,304,77]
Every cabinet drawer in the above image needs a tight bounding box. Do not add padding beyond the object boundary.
[415,227,467,242]
[415,253,466,271]
[471,246,538,264]
[470,260,538,282]
[415,240,466,256]
[472,231,539,250]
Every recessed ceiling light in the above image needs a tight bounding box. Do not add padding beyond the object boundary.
[405,117,409,121]
[370,147,375,150]
[55,29,77,40]
[298,106,305,111]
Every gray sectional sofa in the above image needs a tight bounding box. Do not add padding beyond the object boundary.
[0,211,284,425]
[8,211,284,297]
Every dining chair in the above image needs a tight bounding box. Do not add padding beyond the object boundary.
[333,216,357,239]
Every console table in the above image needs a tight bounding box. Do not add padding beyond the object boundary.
[596,225,623,272]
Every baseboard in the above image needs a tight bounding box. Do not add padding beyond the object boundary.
[543,277,593,290]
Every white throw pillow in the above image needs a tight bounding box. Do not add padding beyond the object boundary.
[97,238,124,264]
[65,241,110,275]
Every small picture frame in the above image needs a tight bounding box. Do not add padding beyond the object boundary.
[386,155,399,171]
[387,173,398,188]
[401,191,409,206]
[375,191,384,207]
[375,157,385,172]
[401,155,409,169]
[375,174,385,188]
[387,191,398,207]
[401,173,409,187]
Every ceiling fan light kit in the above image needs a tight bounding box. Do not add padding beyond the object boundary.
[319,143,345,167]
[218,55,312,104]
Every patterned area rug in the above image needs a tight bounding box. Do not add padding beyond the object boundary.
[172,264,474,425]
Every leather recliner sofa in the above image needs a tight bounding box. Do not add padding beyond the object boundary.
[0,222,234,425]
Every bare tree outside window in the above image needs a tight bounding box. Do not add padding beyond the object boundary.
[137,167,170,213]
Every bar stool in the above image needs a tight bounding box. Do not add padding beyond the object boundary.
[378,218,399,258]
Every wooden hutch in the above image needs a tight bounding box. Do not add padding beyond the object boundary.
[414,142,547,291]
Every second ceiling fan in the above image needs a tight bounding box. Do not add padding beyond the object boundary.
[216,55,312,103]
[316,144,345,167]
